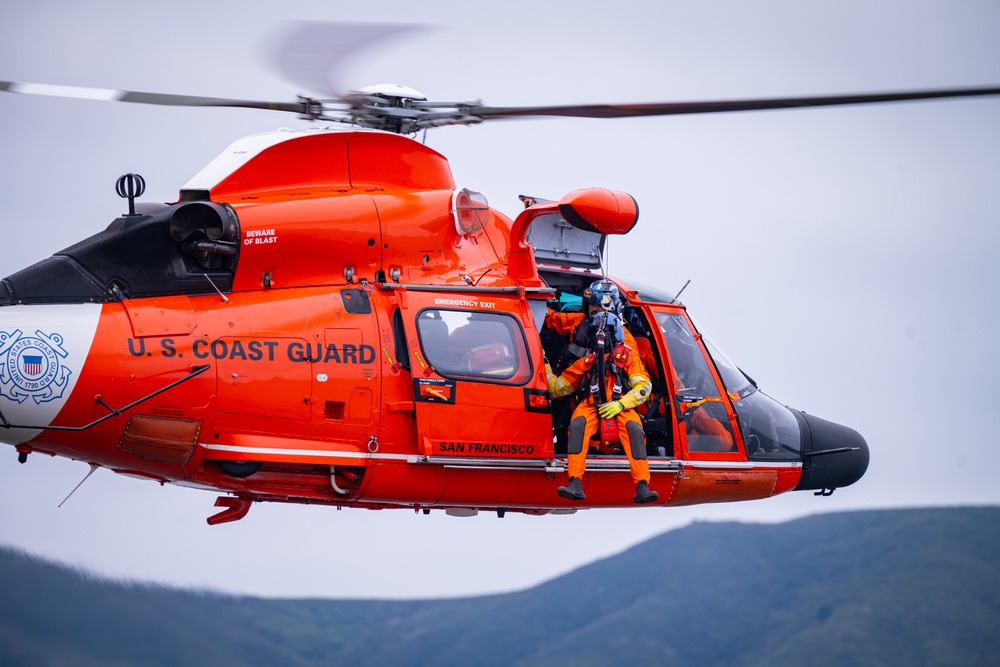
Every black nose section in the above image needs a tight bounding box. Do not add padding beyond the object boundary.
[793,411,870,492]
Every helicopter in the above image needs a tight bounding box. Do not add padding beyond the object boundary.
[1,24,995,525]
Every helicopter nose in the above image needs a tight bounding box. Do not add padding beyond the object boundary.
[793,411,870,493]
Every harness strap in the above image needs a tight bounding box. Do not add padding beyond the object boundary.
[580,352,630,403]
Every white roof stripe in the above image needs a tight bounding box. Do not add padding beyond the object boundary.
[180,126,375,192]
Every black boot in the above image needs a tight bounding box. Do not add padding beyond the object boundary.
[633,480,658,504]
[557,476,586,501]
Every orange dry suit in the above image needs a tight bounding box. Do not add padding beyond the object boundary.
[546,342,652,484]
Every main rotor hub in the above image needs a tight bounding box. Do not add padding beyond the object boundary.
[353,83,428,105]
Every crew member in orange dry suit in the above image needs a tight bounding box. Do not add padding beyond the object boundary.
[545,281,658,504]
[545,281,646,455]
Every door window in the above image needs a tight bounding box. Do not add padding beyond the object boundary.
[416,309,532,384]
[654,312,736,453]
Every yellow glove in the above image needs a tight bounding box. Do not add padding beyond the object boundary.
[546,357,573,397]
[598,400,624,419]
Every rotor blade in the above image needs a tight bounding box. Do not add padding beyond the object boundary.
[0,81,308,114]
[272,21,431,98]
[467,86,1000,120]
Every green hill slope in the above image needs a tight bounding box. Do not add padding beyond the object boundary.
[2,507,997,666]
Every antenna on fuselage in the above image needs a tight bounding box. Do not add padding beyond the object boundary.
[674,279,691,301]
[203,274,230,303]
[115,173,145,217]
[58,463,99,508]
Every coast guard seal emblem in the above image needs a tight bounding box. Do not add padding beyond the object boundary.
[0,329,72,405]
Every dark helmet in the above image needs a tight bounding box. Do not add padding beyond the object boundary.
[586,311,625,348]
[585,279,621,315]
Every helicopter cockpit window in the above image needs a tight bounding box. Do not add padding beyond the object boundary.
[624,279,678,305]
[700,334,802,460]
[416,309,532,384]
[655,312,736,453]
[730,391,802,460]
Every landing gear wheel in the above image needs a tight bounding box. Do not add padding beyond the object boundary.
[216,460,263,478]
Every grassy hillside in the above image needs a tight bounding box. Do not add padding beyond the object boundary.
[2,507,997,666]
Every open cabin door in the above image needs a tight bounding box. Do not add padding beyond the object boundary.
[396,289,553,460]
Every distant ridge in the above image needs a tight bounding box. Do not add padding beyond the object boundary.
[2,507,998,666]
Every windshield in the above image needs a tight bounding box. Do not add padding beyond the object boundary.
[692,322,802,460]
[622,279,678,305]
[731,391,802,459]
[700,333,753,398]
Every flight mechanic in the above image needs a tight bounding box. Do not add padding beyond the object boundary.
[544,282,658,505]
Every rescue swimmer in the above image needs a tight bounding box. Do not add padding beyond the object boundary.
[546,280,658,504]
[543,280,643,455]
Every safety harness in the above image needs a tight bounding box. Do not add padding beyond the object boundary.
[578,346,630,405]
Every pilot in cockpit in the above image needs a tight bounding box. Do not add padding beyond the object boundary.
[658,314,735,453]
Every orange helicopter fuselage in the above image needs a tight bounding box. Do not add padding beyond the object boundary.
[0,127,867,523]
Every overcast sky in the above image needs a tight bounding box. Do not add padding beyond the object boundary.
[0,0,998,599]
